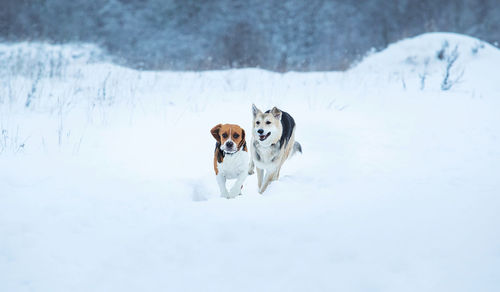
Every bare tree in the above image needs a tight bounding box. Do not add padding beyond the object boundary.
[441,45,464,91]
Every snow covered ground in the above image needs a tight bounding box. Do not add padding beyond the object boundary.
[1,33,499,291]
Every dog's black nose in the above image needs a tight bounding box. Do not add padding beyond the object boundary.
[257,129,264,134]
[226,141,234,148]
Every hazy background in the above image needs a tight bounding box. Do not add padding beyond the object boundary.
[1,0,500,71]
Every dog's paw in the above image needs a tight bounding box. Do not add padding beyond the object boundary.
[228,187,240,198]
[248,169,255,175]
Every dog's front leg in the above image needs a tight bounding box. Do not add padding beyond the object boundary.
[216,174,229,198]
[256,167,264,189]
[274,161,285,181]
[229,172,248,198]
[259,169,276,194]
[248,159,255,175]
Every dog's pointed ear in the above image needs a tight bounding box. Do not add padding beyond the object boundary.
[210,124,222,141]
[252,104,261,118]
[271,107,282,120]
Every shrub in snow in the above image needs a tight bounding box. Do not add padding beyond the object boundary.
[441,45,464,91]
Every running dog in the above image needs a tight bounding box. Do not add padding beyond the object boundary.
[249,104,302,193]
[211,123,249,198]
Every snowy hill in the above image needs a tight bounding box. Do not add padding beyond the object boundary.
[349,32,500,94]
[1,33,500,292]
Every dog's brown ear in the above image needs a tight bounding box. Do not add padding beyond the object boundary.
[271,107,282,120]
[252,104,261,118]
[242,128,248,151]
[238,128,246,150]
[210,124,222,141]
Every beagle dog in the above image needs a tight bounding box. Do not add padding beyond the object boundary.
[210,124,249,198]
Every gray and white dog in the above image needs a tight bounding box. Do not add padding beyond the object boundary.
[249,104,302,193]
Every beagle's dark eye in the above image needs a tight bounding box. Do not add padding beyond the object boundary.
[265,121,271,125]
[256,121,260,125]
[222,133,228,138]
[233,133,239,139]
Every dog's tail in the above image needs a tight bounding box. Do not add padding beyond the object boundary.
[292,141,302,156]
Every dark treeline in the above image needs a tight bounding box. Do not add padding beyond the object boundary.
[1,0,499,71]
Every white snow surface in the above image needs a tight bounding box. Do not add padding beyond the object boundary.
[1,33,500,291]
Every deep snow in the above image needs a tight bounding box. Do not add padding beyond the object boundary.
[1,33,500,291]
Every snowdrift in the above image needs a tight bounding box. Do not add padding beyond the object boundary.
[1,33,499,292]
[349,32,500,93]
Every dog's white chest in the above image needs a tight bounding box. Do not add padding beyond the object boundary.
[218,151,249,179]
[253,143,279,170]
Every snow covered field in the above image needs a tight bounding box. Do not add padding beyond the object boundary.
[1,33,499,291]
